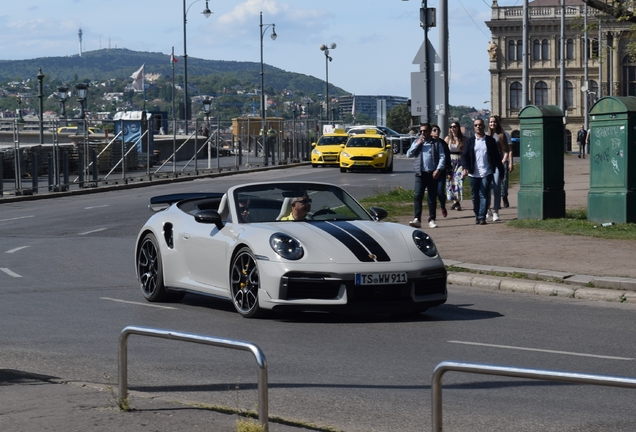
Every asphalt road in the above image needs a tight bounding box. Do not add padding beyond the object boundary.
[2,159,636,431]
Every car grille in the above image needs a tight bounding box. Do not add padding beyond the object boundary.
[281,273,342,300]
[279,268,446,302]
[350,156,374,161]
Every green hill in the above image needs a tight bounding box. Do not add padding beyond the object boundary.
[0,48,345,97]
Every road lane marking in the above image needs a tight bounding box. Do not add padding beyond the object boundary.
[1,268,22,278]
[78,228,107,236]
[100,297,177,309]
[85,205,109,210]
[5,246,30,254]
[0,215,35,223]
[448,340,634,361]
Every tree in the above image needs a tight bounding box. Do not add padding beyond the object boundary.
[581,1,636,23]
[386,104,412,133]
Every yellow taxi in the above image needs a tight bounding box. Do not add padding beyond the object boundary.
[339,129,393,173]
[57,126,106,136]
[311,128,349,167]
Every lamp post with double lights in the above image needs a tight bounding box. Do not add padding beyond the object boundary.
[259,11,277,166]
[183,0,212,135]
[319,43,336,122]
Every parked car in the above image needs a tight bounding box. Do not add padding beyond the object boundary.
[135,181,447,317]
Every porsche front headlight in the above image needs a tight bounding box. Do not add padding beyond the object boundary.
[412,230,438,257]
[270,233,304,260]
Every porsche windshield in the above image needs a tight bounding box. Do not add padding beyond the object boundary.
[233,183,372,223]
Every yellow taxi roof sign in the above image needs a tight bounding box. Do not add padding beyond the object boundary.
[334,128,346,134]
[365,128,379,135]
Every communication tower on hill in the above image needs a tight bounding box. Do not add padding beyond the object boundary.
[78,28,83,57]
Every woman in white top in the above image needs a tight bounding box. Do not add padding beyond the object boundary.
[486,115,510,221]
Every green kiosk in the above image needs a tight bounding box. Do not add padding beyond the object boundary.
[588,96,636,224]
[518,105,566,220]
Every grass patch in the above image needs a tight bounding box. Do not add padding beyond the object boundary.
[508,208,636,240]
[360,163,636,241]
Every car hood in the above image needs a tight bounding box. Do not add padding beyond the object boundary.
[251,220,419,264]
[314,145,343,153]
[343,147,388,156]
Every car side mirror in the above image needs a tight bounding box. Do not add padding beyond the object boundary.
[369,206,388,221]
[194,209,224,230]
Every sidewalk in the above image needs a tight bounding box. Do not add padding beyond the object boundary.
[2,153,635,432]
[0,370,312,432]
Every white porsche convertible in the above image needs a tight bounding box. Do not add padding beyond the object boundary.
[135,182,447,318]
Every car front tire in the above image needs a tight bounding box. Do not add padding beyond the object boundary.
[137,233,184,302]
[230,247,263,318]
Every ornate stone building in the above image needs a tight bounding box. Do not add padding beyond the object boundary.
[486,0,629,148]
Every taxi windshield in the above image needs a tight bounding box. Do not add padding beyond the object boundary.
[346,137,383,148]
[318,136,348,146]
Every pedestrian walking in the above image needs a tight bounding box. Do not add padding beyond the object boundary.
[444,122,465,211]
[407,123,446,229]
[461,119,504,225]
[431,124,451,218]
[486,115,511,220]
[577,125,587,159]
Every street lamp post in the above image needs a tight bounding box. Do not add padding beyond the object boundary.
[183,0,212,135]
[319,43,336,122]
[14,96,26,193]
[260,11,277,166]
[58,86,69,122]
[75,83,88,120]
[203,98,211,169]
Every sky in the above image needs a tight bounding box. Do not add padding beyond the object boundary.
[0,0,519,110]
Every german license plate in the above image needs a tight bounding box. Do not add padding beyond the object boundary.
[353,162,368,166]
[355,272,407,285]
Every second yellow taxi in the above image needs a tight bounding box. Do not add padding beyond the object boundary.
[339,129,394,173]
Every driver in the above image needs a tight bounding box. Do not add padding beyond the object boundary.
[281,191,312,221]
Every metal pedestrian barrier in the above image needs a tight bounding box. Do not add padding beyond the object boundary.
[431,360,636,431]
[118,325,269,430]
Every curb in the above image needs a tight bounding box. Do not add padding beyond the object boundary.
[447,272,636,304]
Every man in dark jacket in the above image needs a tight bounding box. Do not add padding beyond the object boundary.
[461,119,505,225]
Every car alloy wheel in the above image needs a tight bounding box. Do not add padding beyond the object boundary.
[137,233,184,302]
[230,247,263,318]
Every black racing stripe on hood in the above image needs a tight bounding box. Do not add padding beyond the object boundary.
[330,221,391,262]
[311,221,375,262]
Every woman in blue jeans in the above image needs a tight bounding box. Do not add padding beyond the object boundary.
[486,115,510,222]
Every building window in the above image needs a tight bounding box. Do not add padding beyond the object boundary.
[541,39,549,60]
[510,81,522,109]
[566,38,574,59]
[517,40,523,61]
[533,40,540,60]
[590,39,599,58]
[534,81,548,105]
[565,80,573,108]
[589,80,599,98]
[508,40,516,60]
[623,55,636,96]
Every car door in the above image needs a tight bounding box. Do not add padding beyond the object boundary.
[179,220,232,295]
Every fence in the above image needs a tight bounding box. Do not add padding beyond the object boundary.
[431,360,636,431]
[118,326,269,431]
[0,117,320,198]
